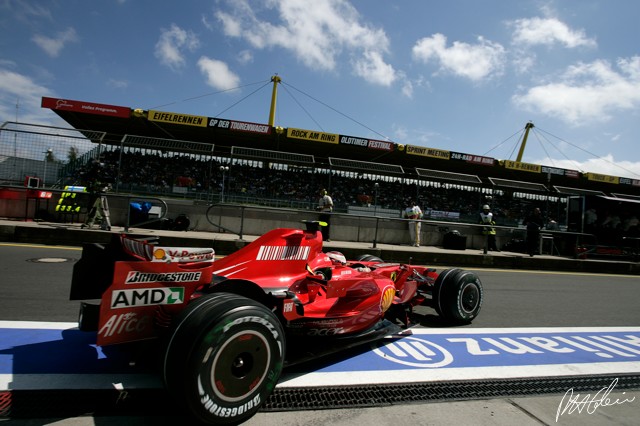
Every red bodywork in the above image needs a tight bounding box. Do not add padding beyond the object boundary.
[78,227,438,346]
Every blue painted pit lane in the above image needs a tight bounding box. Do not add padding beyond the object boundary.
[1,321,639,391]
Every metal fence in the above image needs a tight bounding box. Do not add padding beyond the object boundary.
[0,121,105,187]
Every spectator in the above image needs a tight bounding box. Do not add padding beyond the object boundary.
[479,204,499,251]
[317,189,333,242]
[403,199,423,247]
[523,207,544,256]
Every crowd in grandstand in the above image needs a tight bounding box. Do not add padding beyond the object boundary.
[70,148,565,227]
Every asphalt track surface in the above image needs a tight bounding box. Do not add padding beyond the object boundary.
[0,243,639,425]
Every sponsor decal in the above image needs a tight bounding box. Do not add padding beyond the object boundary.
[125,270,202,284]
[222,316,280,340]
[41,96,130,118]
[340,136,368,147]
[148,110,207,127]
[620,177,640,186]
[345,329,640,371]
[503,160,542,173]
[374,336,454,368]
[307,327,346,336]
[586,172,620,184]
[256,245,310,261]
[541,166,569,176]
[406,145,450,160]
[110,287,185,308]
[450,151,494,166]
[287,128,339,144]
[98,312,151,337]
[199,381,261,418]
[426,209,460,220]
[380,286,395,313]
[151,247,215,263]
[208,118,271,134]
[339,136,394,151]
[283,301,294,313]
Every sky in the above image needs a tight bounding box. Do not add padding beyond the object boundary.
[2,0,640,180]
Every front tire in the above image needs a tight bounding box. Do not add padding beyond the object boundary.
[433,268,483,324]
[163,293,285,425]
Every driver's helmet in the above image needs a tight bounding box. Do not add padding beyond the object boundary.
[326,251,347,265]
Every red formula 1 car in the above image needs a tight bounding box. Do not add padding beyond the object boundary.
[70,222,483,425]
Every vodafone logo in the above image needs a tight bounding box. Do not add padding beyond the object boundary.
[372,336,453,368]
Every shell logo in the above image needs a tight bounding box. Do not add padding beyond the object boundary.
[380,285,396,312]
[153,248,167,261]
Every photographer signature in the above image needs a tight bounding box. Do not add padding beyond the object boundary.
[556,378,635,422]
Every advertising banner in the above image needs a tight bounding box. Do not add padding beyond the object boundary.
[41,97,130,118]
[147,110,208,127]
[287,128,339,144]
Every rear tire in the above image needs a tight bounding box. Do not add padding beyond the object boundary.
[163,293,285,425]
[433,268,483,324]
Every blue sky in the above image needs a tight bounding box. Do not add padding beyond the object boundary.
[2,0,640,179]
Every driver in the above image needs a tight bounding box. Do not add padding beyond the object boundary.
[326,251,347,265]
[326,251,371,272]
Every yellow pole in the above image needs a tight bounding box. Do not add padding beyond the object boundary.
[268,75,281,127]
[516,122,535,162]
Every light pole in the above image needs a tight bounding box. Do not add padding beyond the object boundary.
[374,182,379,216]
[220,165,229,203]
[42,148,52,187]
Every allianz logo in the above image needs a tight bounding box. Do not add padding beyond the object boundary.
[372,333,640,368]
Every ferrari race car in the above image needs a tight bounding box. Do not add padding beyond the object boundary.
[70,222,483,425]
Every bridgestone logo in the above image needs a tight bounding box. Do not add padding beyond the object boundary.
[125,271,202,284]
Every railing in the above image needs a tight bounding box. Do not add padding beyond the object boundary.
[205,203,247,239]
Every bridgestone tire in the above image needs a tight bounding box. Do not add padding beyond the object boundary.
[163,293,285,425]
[433,268,483,324]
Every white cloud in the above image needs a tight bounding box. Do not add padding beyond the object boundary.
[401,79,413,99]
[513,56,640,125]
[412,33,506,82]
[107,79,128,89]
[0,68,53,123]
[4,1,53,22]
[509,17,597,48]
[197,57,241,90]
[155,24,200,71]
[214,0,397,85]
[236,50,254,65]
[32,27,78,58]
[352,51,396,86]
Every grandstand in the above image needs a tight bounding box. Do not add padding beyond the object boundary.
[1,91,639,231]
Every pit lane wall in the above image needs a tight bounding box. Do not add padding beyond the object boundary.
[2,194,640,274]
[0,190,492,248]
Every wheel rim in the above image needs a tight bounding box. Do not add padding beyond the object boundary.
[210,330,271,403]
[460,282,480,313]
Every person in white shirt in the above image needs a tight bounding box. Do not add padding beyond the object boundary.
[403,199,423,247]
[317,189,333,241]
